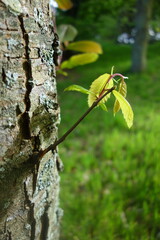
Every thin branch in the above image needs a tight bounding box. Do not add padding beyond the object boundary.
[38,86,115,160]
[101,73,127,97]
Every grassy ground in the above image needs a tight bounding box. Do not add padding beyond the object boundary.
[57,42,160,240]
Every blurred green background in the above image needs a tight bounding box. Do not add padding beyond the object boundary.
[55,0,160,239]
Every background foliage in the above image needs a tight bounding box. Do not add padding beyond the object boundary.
[57,0,160,40]
[55,0,160,239]
[57,41,160,240]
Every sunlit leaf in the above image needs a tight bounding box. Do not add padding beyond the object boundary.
[88,73,113,107]
[57,69,68,76]
[61,53,99,69]
[64,84,90,94]
[54,0,73,10]
[113,79,127,114]
[57,24,78,42]
[66,41,103,54]
[100,103,108,111]
[113,90,133,128]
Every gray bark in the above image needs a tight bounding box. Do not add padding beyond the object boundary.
[0,0,63,239]
[131,0,154,72]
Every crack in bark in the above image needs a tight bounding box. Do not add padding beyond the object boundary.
[52,33,61,66]
[3,219,12,240]
[1,67,6,84]
[40,204,49,240]
[18,15,33,139]
[32,161,40,194]
[24,182,36,240]
[33,135,41,152]
[7,230,12,240]
[32,135,41,191]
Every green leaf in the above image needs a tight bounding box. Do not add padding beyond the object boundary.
[64,84,90,94]
[61,53,99,69]
[57,24,78,42]
[54,0,73,10]
[88,73,113,107]
[113,79,127,114]
[113,90,133,128]
[57,69,68,76]
[100,103,108,111]
[66,41,103,54]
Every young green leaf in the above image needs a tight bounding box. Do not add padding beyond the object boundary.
[57,69,68,76]
[88,73,113,107]
[100,103,108,111]
[64,85,90,94]
[66,41,103,54]
[57,24,78,42]
[113,79,127,114]
[61,53,99,69]
[113,90,133,128]
[54,0,73,10]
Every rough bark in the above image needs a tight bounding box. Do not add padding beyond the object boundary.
[131,0,154,72]
[0,0,63,239]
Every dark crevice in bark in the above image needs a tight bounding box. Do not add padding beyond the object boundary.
[18,112,31,139]
[18,15,33,139]
[24,182,36,240]
[31,135,41,194]
[40,204,49,240]
[32,162,40,194]
[16,105,22,116]
[3,220,12,240]
[55,153,64,172]
[2,67,6,84]
[7,230,12,240]
[56,157,61,172]
[2,228,12,240]
[52,33,61,66]
[0,27,19,31]
[33,135,41,152]
[31,133,41,192]
[3,220,7,235]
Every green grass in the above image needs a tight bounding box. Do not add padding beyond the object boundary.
[57,41,160,240]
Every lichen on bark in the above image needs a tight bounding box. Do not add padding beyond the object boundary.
[0,0,62,239]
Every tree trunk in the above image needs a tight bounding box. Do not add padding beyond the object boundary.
[131,0,154,72]
[0,0,63,239]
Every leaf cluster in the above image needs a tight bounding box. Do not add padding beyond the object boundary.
[57,35,103,75]
[54,1,103,74]
[65,68,133,128]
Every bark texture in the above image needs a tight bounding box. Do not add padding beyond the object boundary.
[0,0,63,239]
[131,0,154,72]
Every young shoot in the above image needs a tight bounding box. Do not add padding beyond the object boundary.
[65,68,133,128]
[38,67,133,159]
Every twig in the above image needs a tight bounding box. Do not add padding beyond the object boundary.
[38,86,115,160]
